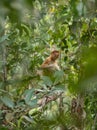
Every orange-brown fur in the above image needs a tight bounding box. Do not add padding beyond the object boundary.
[41,50,60,70]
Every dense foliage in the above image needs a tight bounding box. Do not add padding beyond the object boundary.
[0,0,97,130]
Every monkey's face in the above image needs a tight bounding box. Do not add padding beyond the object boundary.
[51,51,59,61]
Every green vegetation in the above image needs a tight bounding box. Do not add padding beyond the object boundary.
[0,0,97,130]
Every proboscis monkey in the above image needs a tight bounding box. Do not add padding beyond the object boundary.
[41,50,60,71]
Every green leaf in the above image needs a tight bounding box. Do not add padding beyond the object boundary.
[24,89,34,103]
[54,70,64,84]
[21,116,33,123]
[55,84,65,89]
[0,34,10,43]
[29,107,41,116]
[0,96,15,109]
[42,76,53,86]
[27,99,37,107]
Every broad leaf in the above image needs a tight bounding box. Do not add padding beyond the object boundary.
[0,34,10,43]
[42,76,53,86]
[54,70,64,84]
[1,96,15,109]
[27,99,37,107]
[24,89,34,103]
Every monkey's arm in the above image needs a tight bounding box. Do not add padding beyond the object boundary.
[41,57,52,69]
[41,62,60,71]
[54,62,60,70]
[41,52,60,70]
